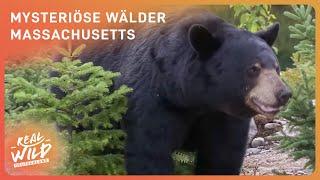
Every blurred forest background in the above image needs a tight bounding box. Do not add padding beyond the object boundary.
[210,5,308,69]
[5,5,315,175]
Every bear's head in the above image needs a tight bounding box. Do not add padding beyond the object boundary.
[187,21,291,118]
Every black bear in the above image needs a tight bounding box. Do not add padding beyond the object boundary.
[78,9,292,175]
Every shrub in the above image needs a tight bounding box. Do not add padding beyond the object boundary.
[5,46,132,174]
[280,5,315,169]
[231,5,276,32]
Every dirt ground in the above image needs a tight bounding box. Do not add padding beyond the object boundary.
[241,143,312,176]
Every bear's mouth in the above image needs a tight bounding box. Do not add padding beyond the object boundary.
[249,97,280,116]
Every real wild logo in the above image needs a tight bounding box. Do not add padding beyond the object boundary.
[10,131,52,168]
[5,121,63,175]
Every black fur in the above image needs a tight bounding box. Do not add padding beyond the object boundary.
[72,8,280,174]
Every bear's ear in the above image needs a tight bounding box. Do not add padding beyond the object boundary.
[188,24,222,59]
[255,22,280,46]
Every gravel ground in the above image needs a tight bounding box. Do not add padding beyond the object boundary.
[241,143,312,176]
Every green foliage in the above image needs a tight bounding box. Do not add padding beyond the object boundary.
[231,5,278,53]
[280,5,315,169]
[173,151,195,174]
[173,151,195,165]
[5,59,53,119]
[5,45,132,175]
[231,5,276,32]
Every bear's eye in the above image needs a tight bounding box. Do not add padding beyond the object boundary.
[247,64,261,77]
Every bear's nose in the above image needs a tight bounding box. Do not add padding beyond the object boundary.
[277,89,292,106]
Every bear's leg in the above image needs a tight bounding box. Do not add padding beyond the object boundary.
[195,113,250,175]
[124,104,189,175]
[125,128,175,175]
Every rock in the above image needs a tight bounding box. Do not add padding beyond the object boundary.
[251,137,265,148]
[246,148,262,155]
[272,169,288,175]
[296,170,307,175]
[273,119,288,125]
[247,118,258,145]
[264,123,282,131]
[254,114,273,124]
[265,135,282,141]
[253,115,274,137]
[274,131,285,137]
[282,124,300,137]
[264,135,273,141]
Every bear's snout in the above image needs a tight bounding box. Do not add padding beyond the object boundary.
[276,87,292,106]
